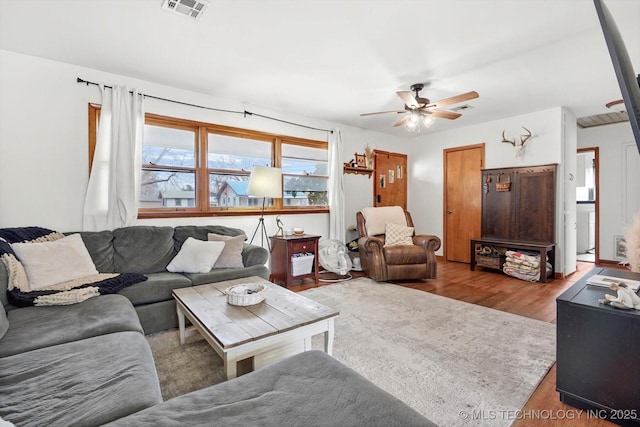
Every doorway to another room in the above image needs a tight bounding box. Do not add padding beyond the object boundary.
[443,144,484,263]
[576,148,599,263]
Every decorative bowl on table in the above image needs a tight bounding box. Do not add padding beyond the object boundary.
[293,227,304,235]
[225,283,266,306]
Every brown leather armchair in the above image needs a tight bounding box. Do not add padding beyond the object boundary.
[357,207,441,282]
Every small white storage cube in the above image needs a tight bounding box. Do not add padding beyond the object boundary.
[291,253,314,276]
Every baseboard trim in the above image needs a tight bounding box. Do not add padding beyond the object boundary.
[597,259,628,269]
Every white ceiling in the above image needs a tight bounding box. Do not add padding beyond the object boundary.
[1,0,639,137]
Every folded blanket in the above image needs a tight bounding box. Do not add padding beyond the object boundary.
[503,261,539,272]
[503,266,540,282]
[505,250,547,268]
[0,227,147,307]
[503,261,552,282]
[504,258,538,269]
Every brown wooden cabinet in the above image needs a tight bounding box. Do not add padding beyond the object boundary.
[269,235,320,288]
[471,164,557,282]
[481,164,556,243]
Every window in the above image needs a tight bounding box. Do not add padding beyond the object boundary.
[89,106,328,218]
[576,151,596,203]
[281,142,328,207]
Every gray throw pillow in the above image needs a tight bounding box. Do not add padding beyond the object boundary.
[208,233,245,268]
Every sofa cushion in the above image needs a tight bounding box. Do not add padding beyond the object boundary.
[10,234,99,290]
[0,294,143,358]
[166,238,225,273]
[0,306,7,340]
[72,230,115,272]
[113,226,175,273]
[0,331,162,427]
[185,265,270,286]
[208,233,246,268]
[105,350,433,427]
[0,262,8,308]
[173,225,246,252]
[118,272,192,305]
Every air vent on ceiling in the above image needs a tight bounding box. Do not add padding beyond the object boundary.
[161,0,208,20]
[451,104,473,112]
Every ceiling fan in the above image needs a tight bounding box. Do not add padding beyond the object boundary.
[361,83,479,130]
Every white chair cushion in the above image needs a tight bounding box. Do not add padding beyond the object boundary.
[361,206,407,236]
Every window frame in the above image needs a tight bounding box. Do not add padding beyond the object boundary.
[88,105,329,218]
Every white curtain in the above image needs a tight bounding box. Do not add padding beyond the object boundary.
[328,129,345,242]
[83,85,144,231]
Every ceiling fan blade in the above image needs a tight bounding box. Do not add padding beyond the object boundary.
[393,114,411,127]
[360,110,405,117]
[605,99,623,108]
[426,91,479,109]
[396,91,420,109]
[429,110,462,120]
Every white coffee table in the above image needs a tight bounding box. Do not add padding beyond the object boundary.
[172,276,339,379]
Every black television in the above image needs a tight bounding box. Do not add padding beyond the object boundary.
[593,0,640,154]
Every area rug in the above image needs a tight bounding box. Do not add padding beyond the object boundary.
[148,277,556,426]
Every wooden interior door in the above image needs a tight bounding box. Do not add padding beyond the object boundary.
[373,150,407,209]
[444,144,484,263]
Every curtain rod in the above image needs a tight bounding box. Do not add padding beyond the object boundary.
[76,77,333,134]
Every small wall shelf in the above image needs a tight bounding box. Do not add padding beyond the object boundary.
[343,166,373,177]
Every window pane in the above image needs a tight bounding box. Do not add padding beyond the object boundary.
[140,170,196,208]
[143,125,195,167]
[208,134,271,171]
[283,176,328,207]
[209,173,274,208]
[282,143,328,176]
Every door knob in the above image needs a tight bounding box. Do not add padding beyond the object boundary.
[447,210,453,214]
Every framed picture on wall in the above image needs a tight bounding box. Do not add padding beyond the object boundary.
[355,154,366,168]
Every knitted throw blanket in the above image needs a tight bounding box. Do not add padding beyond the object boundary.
[0,227,147,307]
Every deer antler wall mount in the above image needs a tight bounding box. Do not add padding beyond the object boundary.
[502,127,532,157]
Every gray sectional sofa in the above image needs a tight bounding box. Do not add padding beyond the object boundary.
[52,225,270,334]
[0,294,163,426]
[0,224,434,426]
[0,292,432,426]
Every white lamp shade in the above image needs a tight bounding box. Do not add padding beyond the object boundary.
[247,166,283,198]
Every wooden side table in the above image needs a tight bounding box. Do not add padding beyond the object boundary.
[269,234,320,288]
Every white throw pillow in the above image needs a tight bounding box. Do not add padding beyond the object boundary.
[207,233,245,268]
[167,237,225,273]
[10,233,99,290]
[384,222,414,247]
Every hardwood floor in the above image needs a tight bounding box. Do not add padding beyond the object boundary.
[291,260,622,427]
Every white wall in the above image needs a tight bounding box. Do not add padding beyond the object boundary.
[0,49,404,238]
[560,108,577,276]
[577,121,640,261]
[407,107,569,271]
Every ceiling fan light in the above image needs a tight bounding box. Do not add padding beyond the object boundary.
[422,114,435,128]
[404,113,419,131]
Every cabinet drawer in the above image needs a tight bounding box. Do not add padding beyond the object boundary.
[291,241,314,253]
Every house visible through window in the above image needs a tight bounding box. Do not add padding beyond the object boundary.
[89,106,328,218]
